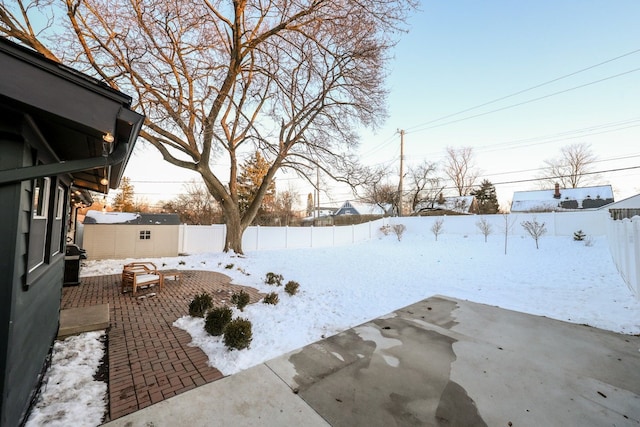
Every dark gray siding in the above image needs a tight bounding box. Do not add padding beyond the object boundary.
[0,117,66,427]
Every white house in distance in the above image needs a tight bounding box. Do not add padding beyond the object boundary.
[511,184,615,213]
[414,195,478,215]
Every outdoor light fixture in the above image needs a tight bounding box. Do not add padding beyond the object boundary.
[100,177,109,186]
[103,132,114,143]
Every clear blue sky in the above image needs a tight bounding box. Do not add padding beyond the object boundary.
[127,1,640,209]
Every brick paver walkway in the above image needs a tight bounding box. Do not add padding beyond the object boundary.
[61,270,263,422]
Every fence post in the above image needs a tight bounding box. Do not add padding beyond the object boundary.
[285,225,289,249]
[179,224,186,254]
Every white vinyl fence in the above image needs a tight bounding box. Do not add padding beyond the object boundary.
[178,219,387,254]
[177,210,638,299]
[606,215,640,299]
[179,211,609,253]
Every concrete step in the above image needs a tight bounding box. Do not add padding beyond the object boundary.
[58,303,110,339]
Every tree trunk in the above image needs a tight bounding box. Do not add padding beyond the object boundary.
[223,207,244,254]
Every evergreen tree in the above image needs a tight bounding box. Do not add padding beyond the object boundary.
[112,177,136,212]
[306,193,314,217]
[471,179,500,214]
[237,152,276,219]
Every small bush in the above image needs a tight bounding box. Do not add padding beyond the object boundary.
[262,292,279,305]
[265,272,284,286]
[204,306,233,336]
[231,290,250,311]
[573,230,586,241]
[188,293,213,318]
[284,280,300,296]
[379,224,391,236]
[178,260,186,265]
[392,224,406,241]
[225,263,234,269]
[223,318,253,350]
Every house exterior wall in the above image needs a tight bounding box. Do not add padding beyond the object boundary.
[83,224,179,260]
[0,116,68,427]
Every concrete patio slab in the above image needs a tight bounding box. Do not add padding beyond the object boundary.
[103,364,330,427]
[57,303,109,339]
[103,296,640,426]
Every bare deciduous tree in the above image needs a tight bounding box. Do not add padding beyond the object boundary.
[521,217,547,249]
[475,217,493,242]
[503,213,517,255]
[1,0,416,253]
[431,218,444,241]
[162,180,221,225]
[405,160,444,213]
[358,166,400,215]
[444,146,479,196]
[539,143,598,189]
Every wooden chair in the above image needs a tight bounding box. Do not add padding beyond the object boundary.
[121,262,163,295]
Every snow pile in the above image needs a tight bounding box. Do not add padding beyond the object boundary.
[25,331,106,427]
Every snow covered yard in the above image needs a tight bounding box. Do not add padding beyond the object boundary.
[26,229,640,426]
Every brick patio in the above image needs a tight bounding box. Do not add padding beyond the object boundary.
[60,270,263,422]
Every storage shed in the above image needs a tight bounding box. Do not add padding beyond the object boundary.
[82,211,180,260]
[0,38,143,427]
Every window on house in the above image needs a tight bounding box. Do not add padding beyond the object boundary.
[55,186,65,220]
[51,185,66,256]
[139,230,151,240]
[28,177,50,272]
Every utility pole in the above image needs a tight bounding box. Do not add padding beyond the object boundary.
[398,129,404,216]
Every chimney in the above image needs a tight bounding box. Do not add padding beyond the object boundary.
[553,183,561,199]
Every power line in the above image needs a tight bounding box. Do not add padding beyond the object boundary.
[407,67,640,135]
[488,165,640,188]
[404,47,640,133]
[402,117,640,162]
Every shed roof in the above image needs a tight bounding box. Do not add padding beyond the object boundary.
[84,211,180,225]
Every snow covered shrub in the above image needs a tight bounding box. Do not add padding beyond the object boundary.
[224,318,253,350]
[189,293,213,318]
[225,263,234,269]
[573,230,586,241]
[265,272,284,286]
[285,281,300,296]
[392,224,406,241]
[262,292,279,305]
[379,224,391,236]
[584,236,594,247]
[204,306,232,336]
[231,290,250,311]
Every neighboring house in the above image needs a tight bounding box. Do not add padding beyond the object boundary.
[0,38,143,427]
[510,184,614,213]
[82,211,180,260]
[301,206,338,226]
[414,195,478,215]
[334,200,392,216]
[606,194,640,220]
